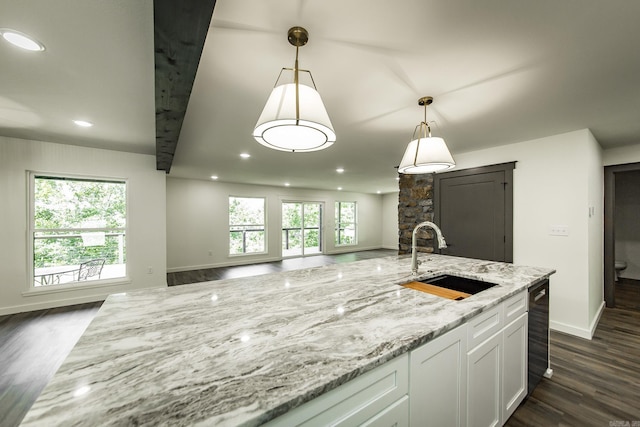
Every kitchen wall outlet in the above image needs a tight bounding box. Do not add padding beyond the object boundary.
[549,225,569,236]
[147,266,153,274]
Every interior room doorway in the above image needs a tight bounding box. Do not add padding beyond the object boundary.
[282,202,323,257]
[604,162,640,308]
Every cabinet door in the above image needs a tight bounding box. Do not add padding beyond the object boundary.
[467,332,501,427]
[409,324,467,427]
[502,313,528,422]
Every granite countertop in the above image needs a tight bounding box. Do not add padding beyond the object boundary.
[21,254,555,426]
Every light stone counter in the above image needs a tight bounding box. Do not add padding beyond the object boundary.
[21,254,554,426]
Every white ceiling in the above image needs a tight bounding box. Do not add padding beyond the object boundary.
[0,1,155,154]
[3,1,640,194]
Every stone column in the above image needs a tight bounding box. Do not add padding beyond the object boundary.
[397,173,435,255]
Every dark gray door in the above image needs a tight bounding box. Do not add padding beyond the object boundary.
[434,162,514,262]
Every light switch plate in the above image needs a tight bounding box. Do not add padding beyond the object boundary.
[549,225,569,236]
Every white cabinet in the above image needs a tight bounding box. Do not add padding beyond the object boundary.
[501,313,528,422]
[268,291,529,427]
[361,395,409,427]
[265,353,409,427]
[467,331,502,427]
[467,304,503,350]
[466,291,528,427]
[409,324,467,426]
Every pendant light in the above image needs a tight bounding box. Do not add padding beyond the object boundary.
[398,96,455,174]
[253,27,335,152]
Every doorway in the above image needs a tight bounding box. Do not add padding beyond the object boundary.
[282,202,323,257]
[434,162,515,262]
[604,162,640,309]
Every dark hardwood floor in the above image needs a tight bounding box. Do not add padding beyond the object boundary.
[614,278,640,311]
[2,251,639,426]
[166,249,398,286]
[507,305,640,426]
[0,302,102,427]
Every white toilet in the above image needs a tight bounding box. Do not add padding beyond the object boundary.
[614,261,627,281]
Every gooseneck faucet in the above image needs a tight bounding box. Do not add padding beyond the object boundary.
[411,221,448,276]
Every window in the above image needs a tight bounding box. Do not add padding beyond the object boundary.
[335,201,357,246]
[31,175,127,287]
[229,196,266,255]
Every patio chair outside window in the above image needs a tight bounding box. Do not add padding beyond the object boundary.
[76,259,105,281]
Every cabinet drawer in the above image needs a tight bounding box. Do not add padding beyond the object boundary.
[361,395,409,427]
[503,291,527,325]
[467,304,503,351]
[265,354,408,427]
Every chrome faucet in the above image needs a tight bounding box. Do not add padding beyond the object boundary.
[411,221,448,276]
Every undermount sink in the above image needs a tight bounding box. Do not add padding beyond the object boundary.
[401,275,497,300]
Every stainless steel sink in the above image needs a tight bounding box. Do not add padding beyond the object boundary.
[401,275,497,300]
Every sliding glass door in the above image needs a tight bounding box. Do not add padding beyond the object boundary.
[282,202,323,257]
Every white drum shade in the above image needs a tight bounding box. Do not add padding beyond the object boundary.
[253,83,336,152]
[398,136,455,174]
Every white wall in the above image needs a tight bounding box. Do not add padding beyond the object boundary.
[603,143,640,166]
[166,178,383,272]
[615,171,640,280]
[0,137,167,315]
[381,192,399,250]
[586,131,604,328]
[446,129,604,338]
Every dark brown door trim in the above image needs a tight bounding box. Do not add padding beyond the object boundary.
[604,161,640,308]
[434,162,515,262]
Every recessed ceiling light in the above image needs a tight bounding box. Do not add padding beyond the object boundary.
[376,190,381,194]
[284,182,290,187]
[0,29,45,51]
[240,153,251,159]
[337,187,343,191]
[73,120,93,128]
[210,175,218,180]
[336,168,344,173]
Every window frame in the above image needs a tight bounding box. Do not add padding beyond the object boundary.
[228,195,267,256]
[335,201,358,246]
[27,171,129,293]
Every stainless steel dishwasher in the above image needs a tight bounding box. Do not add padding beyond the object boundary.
[528,279,551,395]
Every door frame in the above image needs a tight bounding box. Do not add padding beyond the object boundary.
[604,162,640,308]
[280,200,325,258]
[434,162,515,262]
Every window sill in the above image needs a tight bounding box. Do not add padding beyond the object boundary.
[22,277,132,297]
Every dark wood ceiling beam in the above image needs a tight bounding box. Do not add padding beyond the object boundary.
[154,0,217,173]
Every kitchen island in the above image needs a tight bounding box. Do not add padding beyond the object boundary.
[21,254,554,426]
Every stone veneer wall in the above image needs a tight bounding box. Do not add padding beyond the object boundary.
[398,173,436,255]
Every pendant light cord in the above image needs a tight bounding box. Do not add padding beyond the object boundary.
[294,45,300,124]
[421,102,432,139]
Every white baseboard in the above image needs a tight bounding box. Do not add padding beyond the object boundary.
[550,300,605,340]
[0,293,107,316]
[0,284,168,316]
[324,245,382,255]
